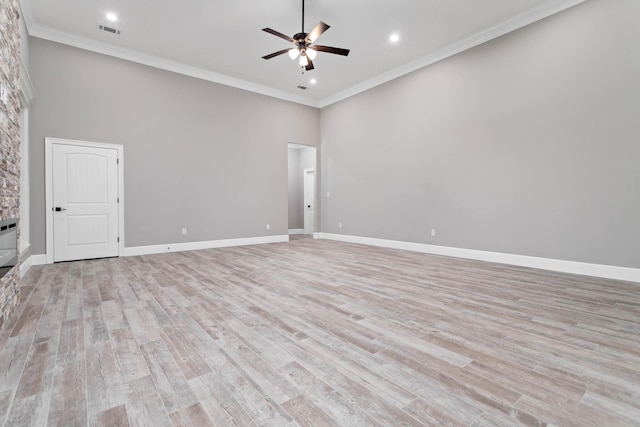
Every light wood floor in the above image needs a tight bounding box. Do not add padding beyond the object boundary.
[1,237,639,426]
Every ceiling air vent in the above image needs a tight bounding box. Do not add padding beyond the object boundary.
[98,25,121,35]
[297,85,307,90]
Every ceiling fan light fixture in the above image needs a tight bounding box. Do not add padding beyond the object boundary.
[306,47,317,60]
[299,54,309,67]
[288,48,299,60]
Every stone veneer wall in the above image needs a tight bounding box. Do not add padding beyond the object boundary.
[0,0,21,330]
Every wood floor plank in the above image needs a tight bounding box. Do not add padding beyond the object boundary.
[14,338,55,399]
[47,359,87,427]
[281,361,384,427]
[109,328,150,382]
[2,236,639,426]
[123,307,162,345]
[216,347,296,425]
[56,318,84,363]
[139,339,198,413]
[3,394,51,427]
[0,390,12,425]
[189,372,257,427]
[84,306,110,344]
[9,304,44,338]
[402,397,477,427]
[168,402,213,427]
[93,404,130,427]
[281,395,336,427]
[124,375,172,427]
[84,340,127,417]
[0,335,33,394]
[159,326,211,380]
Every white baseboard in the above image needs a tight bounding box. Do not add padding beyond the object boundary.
[24,236,289,265]
[288,229,305,235]
[19,246,32,278]
[19,253,47,277]
[19,258,32,278]
[30,254,47,266]
[315,233,640,283]
[123,235,289,257]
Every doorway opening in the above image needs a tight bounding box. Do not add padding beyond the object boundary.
[287,143,317,236]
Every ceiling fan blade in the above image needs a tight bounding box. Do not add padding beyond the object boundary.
[313,45,350,56]
[262,49,292,60]
[262,27,295,43]
[306,22,330,43]
[305,59,315,71]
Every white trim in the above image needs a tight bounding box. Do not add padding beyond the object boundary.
[18,0,34,30]
[21,0,584,109]
[19,246,32,278]
[18,58,35,107]
[29,254,47,266]
[123,235,289,257]
[19,245,31,258]
[19,108,30,253]
[45,138,125,264]
[315,233,640,284]
[303,168,316,235]
[19,258,33,278]
[289,229,305,235]
[318,0,586,107]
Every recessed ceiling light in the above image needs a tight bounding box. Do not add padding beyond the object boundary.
[390,33,400,43]
[310,78,317,85]
[106,13,118,22]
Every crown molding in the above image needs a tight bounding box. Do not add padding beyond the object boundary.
[317,0,585,108]
[18,0,34,29]
[27,24,322,108]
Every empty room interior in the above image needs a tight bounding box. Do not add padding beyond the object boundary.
[1,0,639,425]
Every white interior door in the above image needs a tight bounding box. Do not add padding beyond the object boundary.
[52,143,120,262]
[304,169,315,235]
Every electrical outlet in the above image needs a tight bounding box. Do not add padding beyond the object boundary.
[431,229,436,237]
[326,192,331,197]
[338,222,342,229]
[266,223,270,230]
[181,227,187,235]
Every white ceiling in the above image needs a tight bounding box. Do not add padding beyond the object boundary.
[19,0,584,107]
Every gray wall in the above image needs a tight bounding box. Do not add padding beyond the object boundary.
[29,38,320,253]
[287,146,317,230]
[320,0,640,268]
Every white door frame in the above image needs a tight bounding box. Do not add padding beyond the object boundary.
[45,137,125,264]
[303,168,315,235]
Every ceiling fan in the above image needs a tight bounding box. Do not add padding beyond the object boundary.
[261,0,350,71]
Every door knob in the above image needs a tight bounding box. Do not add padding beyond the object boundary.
[307,205,311,208]
[54,207,67,212]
